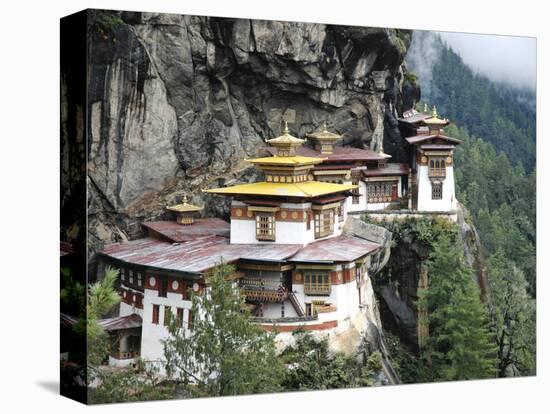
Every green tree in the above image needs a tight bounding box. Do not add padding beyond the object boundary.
[426,235,497,380]
[279,331,383,390]
[162,263,284,397]
[87,267,172,404]
[488,250,536,376]
[86,267,121,369]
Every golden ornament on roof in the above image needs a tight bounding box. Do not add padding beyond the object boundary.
[166,194,203,213]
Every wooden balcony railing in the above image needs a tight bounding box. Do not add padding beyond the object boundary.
[304,284,331,296]
[243,288,288,303]
[428,168,446,178]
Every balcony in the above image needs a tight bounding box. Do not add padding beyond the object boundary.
[243,288,288,303]
[240,277,287,303]
[428,167,446,178]
[304,283,331,296]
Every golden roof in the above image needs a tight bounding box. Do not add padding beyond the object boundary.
[166,195,203,213]
[246,155,325,166]
[204,181,357,198]
[265,121,305,146]
[306,121,343,142]
[423,105,449,126]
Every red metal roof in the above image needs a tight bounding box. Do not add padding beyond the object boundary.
[61,313,78,327]
[100,236,303,274]
[60,242,74,257]
[98,314,142,331]
[313,164,354,171]
[405,133,462,145]
[289,235,380,263]
[142,218,230,243]
[266,146,386,162]
[362,163,409,177]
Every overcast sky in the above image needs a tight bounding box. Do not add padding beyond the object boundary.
[436,31,536,91]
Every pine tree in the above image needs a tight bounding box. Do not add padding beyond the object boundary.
[86,267,121,369]
[425,235,497,380]
[488,250,536,376]
[163,262,284,397]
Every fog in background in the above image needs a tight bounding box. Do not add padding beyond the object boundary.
[406,31,536,94]
[438,31,536,91]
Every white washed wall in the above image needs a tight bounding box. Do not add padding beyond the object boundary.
[416,165,456,212]
[140,288,192,363]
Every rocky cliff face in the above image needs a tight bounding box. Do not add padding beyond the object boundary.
[71,10,418,254]
[371,206,489,350]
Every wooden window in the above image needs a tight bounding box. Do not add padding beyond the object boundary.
[314,209,334,239]
[137,272,142,287]
[129,269,134,284]
[432,182,443,200]
[303,271,331,296]
[152,304,159,325]
[158,277,168,297]
[352,179,360,204]
[367,181,396,203]
[428,157,446,178]
[338,204,344,222]
[176,308,184,328]
[305,303,313,317]
[164,306,172,326]
[256,213,275,241]
[120,267,126,281]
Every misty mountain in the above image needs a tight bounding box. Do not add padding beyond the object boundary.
[405,31,536,171]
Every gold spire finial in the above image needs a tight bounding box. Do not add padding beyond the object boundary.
[282,120,289,135]
[182,194,188,204]
[432,105,438,117]
[322,120,328,132]
[424,103,428,113]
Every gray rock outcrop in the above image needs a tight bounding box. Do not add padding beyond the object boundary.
[61,10,415,253]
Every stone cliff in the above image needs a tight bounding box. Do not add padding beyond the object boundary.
[370,204,489,350]
[60,10,419,253]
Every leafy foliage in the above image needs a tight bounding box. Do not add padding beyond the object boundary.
[279,331,384,390]
[425,235,497,380]
[450,123,536,295]
[86,267,121,369]
[487,250,536,376]
[162,262,284,397]
[88,363,173,404]
[372,219,497,381]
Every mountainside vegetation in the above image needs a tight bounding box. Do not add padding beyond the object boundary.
[408,32,536,171]
[405,32,536,378]
[373,218,498,382]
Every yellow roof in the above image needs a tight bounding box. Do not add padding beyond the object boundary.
[246,155,325,166]
[204,181,357,198]
[306,121,343,142]
[266,121,305,145]
[423,105,449,126]
[166,195,203,213]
